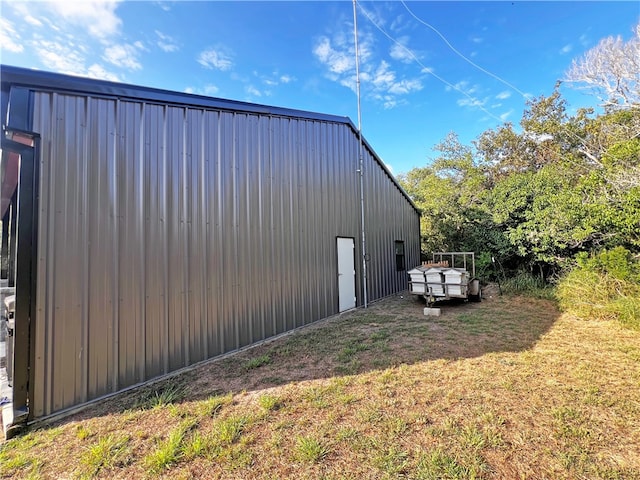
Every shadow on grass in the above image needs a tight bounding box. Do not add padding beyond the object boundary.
[56,287,560,423]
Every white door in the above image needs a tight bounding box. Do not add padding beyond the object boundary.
[337,237,356,312]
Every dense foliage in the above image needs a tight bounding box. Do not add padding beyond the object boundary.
[557,248,640,330]
[398,90,640,279]
[397,26,639,327]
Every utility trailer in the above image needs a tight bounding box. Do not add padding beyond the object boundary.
[408,252,482,306]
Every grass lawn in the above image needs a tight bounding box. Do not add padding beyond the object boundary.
[1,288,639,479]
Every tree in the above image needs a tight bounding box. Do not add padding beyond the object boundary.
[398,133,505,268]
[403,86,639,282]
[564,23,640,109]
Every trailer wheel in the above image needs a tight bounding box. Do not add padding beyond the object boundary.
[469,288,482,302]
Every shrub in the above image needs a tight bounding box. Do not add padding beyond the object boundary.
[500,271,556,299]
[557,248,640,330]
[575,246,640,282]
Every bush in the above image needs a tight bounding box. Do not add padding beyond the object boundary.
[500,271,556,299]
[557,248,640,330]
[575,246,640,282]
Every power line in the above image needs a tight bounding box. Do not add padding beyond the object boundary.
[356,1,597,162]
[400,0,529,99]
[356,1,504,123]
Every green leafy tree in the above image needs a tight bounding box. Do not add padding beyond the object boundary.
[401,59,639,283]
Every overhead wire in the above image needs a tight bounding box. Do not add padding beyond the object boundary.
[400,0,529,99]
[356,0,596,157]
[355,0,505,123]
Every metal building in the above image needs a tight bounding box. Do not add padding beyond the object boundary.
[0,65,420,436]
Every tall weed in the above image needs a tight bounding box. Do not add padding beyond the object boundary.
[557,248,640,330]
[500,271,556,299]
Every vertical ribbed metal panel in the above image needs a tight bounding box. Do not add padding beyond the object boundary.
[362,146,420,301]
[28,89,418,419]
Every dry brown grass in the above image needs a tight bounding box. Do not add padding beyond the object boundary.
[2,289,639,479]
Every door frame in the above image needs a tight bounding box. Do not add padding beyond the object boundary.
[1,129,40,435]
[336,236,356,312]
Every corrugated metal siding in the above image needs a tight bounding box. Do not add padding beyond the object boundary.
[31,91,395,418]
[363,148,421,301]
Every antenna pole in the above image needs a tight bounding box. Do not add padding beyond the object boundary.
[353,0,368,308]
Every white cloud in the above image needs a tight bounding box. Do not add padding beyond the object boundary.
[388,79,422,95]
[471,37,483,44]
[103,43,142,70]
[184,84,220,96]
[259,71,296,87]
[457,97,487,108]
[560,44,572,54]
[198,47,234,71]
[25,15,43,27]
[447,80,469,93]
[32,38,120,81]
[34,39,86,73]
[313,20,422,109]
[375,94,398,109]
[368,61,423,95]
[579,34,589,47]
[204,84,219,96]
[495,91,511,100]
[372,61,396,88]
[500,109,514,121]
[389,36,414,63]
[0,18,24,53]
[313,36,353,74]
[466,85,479,95]
[358,3,386,29]
[313,34,421,108]
[247,85,262,97]
[447,81,489,110]
[86,64,120,82]
[155,30,179,53]
[48,0,122,39]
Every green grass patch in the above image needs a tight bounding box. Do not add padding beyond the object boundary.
[197,392,233,417]
[372,444,409,475]
[336,338,369,363]
[181,431,209,460]
[143,428,185,474]
[214,415,249,444]
[134,381,186,410]
[294,435,329,463]
[0,451,43,479]
[258,394,283,411]
[243,354,272,371]
[79,434,131,478]
[415,449,484,480]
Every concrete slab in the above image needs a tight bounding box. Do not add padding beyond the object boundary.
[424,307,441,316]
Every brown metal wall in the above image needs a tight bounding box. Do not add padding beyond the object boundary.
[28,90,418,418]
[363,149,421,300]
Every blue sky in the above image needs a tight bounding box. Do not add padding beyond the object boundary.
[1,1,638,174]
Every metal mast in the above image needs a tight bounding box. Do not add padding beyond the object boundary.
[352,0,368,308]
